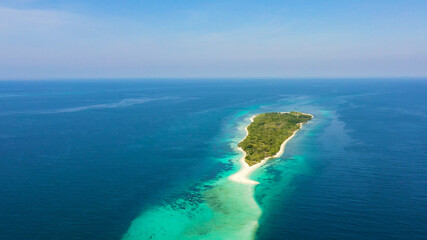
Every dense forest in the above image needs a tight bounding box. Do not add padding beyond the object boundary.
[239,112,312,166]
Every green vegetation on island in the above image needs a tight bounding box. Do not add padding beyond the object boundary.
[239,112,312,166]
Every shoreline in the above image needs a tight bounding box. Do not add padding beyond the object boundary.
[228,112,312,185]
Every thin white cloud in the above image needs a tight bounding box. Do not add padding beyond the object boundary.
[0,7,81,34]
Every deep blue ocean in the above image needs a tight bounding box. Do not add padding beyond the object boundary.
[0,79,426,240]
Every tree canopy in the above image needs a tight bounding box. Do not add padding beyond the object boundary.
[239,112,312,166]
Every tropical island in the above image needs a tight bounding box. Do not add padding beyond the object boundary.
[239,112,313,166]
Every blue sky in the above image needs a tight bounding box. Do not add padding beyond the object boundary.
[1,0,426,79]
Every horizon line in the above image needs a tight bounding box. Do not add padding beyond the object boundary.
[1,76,427,82]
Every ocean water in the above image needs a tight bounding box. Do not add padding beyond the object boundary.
[0,79,426,240]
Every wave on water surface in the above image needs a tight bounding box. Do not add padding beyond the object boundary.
[0,96,176,116]
[55,97,168,113]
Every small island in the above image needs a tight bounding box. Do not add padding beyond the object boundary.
[239,112,313,166]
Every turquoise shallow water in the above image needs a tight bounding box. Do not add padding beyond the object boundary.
[0,79,426,239]
[122,114,262,239]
